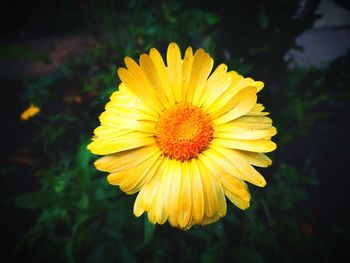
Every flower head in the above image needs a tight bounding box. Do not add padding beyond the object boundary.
[88,42,277,229]
[20,104,40,121]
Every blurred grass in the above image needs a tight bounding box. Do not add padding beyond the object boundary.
[2,0,350,262]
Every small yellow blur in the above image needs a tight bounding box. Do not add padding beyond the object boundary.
[20,104,40,121]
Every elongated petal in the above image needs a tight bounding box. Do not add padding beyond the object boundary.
[94,145,160,173]
[181,47,194,103]
[111,83,159,120]
[200,152,251,209]
[204,76,254,113]
[218,116,273,133]
[204,146,266,187]
[217,127,277,140]
[167,42,182,102]
[186,49,213,105]
[220,173,251,209]
[88,129,155,155]
[133,157,167,218]
[189,159,205,224]
[118,57,162,113]
[164,160,183,227]
[177,161,192,229]
[200,67,240,109]
[149,48,175,105]
[246,103,269,116]
[139,54,171,108]
[196,158,227,222]
[99,110,155,133]
[153,164,169,224]
[211,87,257,124]
[211,138,277,153]
[235,150,272,168]
[255,81,264,92]
[107,152,163,194]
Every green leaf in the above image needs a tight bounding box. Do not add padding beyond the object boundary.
[13,191,58,209]
[76,142,92,171]
[200,246,222,263]
[0,44,51,63]
[259,14,269,29]
[205,13,220,25]
[76,193,90,209]
[143,216,156,245]
[119,242,138,263]
[54,179,66,193]
[231,247,265,263]
[37,208,67,225]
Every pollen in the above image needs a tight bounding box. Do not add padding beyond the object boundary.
[155,103,213,161]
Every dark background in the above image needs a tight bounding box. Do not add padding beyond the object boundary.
[1,0,350,262]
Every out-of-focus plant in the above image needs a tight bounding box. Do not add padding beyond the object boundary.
[0,44,51,63]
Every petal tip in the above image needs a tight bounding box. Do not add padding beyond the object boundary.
[133,206,145,217]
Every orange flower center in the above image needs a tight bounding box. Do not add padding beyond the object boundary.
[155,103,213,161]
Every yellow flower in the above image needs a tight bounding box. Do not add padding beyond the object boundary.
[20,104,40,121]
[88,42,277,229]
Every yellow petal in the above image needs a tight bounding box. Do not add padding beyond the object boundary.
[251,103,265,112]
[200,66,239,110]
[204,76,253,113]
[133,192,146,217]
[94,145,160,173]
[99,110,155,134]
[105,97,158,122]
[233,77,257,93]
[163,160,182,227]
[220,173,251,210]
[196,158,227,222]
[181,46,194,103]
[117,58,161,113]
[205,146,266,187]
[254,81,264,92]
[211,138,277,153]
[217,127,277,140]
[146,159,169,224]
[139,54,171,108]
[178,161,192,229]
[246,103,269,116]
[107,151,163,194]
[167,42,182,102]
[87,128,155,155]
[186,49,213,105]
[235,150,272,168]
[110,84,159,120]
[153,163,169,224]
[92,125,130,137]
[218,116,273,132]
[209,85,256,116]
[211,87,257,124]
[91,86,158,143]
[133,157,166,219]
[149,48,175,105]
[189,159,205,225]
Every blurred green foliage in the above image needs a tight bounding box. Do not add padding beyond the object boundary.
[0,44,51,63]
[5,0,350,262]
